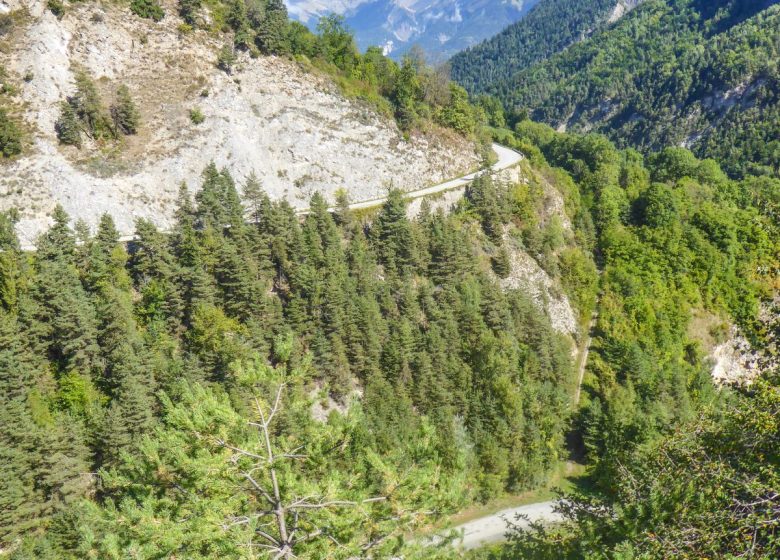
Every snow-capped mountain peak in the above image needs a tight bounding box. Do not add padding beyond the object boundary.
[284,0,541,60]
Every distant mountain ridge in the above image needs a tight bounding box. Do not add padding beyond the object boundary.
[285,0,542,59]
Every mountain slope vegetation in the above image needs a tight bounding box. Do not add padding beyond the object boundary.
[454,0,780,178]
[3,119,778,557]
[450,0,642,100]
[1,0,779,558]
[0,139,599,555]
[487,378,780,559]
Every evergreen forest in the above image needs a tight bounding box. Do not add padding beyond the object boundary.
[1,0,779,558]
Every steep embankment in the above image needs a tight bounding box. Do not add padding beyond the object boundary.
[0,0,478,245]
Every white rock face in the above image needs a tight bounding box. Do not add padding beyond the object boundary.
[710,297,779,386]
[0,0,477,246]
[608,0,645,23]
[710,331,758,386]
[500,245,578,336]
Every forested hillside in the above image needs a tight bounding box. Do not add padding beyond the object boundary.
[454,0,780,178]
[1,158,598,557]
[2,0,780,557]
[512,119,778,476]
[465,121,780,559]
[485,377,780,558]
[2,117,778,556]
[450,0,641,103]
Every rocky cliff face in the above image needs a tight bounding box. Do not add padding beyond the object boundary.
[0,0,477,246]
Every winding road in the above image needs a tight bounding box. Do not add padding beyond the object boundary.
[432,501,561,551]
[296,143,523,214]
[92,143,520,248]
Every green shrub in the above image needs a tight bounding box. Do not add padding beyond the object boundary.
[0,108,22,157]
[189,107,205,125]
[217,43,236,74]
[47,0,65,18]
[178,0,201,25]
[130,0,164,21]
[110,84,140,135]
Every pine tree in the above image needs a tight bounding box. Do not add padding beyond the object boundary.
[86,213,129,291]
[213,238,263,321]
[69,71,114,141]
[243,172,268,226]
[491,244,511,278]
[196,164,245,232]
[29,207,101,375]
[0,211,22,311]
[465,173,506,241]
[372,189,415,275]
[217,42,237,74]
[38,419,92,511]
[37,205,76,264]
[0,108,22,158]
[392,58,421,129]
[173,183,217,315]
[226,0,253,49]
[255,0,289,54]
[55,101,81,147]
[130,0,164,21]
[0,313,45,546]
[110,85,140,135]
[129,218,185,330]
[178,0,201,24]
[333,189,353,232]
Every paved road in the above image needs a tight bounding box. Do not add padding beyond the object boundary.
[426,500,561,551]
[297,142,523,214]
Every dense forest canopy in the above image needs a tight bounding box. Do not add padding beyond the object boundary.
[2,117,778,556]
[0,159,592,556]
[450,0,623,98]
[452,0,780,178]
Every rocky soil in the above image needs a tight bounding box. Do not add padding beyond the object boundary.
[0,0,477,247]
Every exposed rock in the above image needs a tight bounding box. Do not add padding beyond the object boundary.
[705,297,779,386]
[0,0,477,246]
[310,386,362,423]
[500,238,577,336]
[497,164,572,231]
[710,329,760,386]
[608,0,645,23]
[405,185,466,218]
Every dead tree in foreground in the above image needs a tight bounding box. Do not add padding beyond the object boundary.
[217,385,387,559]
